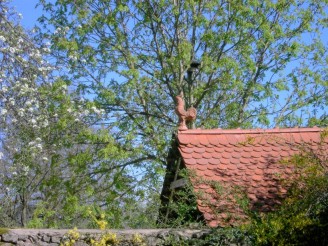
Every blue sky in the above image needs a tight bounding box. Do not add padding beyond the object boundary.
[10,0,41,28]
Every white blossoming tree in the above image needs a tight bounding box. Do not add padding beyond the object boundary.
[0,1,144,228]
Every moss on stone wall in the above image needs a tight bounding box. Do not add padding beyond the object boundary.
[0,228,9,235]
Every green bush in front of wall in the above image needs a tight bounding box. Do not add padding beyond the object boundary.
[244,146,328,246]
[245,181,328,245]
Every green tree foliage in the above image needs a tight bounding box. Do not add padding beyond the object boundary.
[0,0,148,228]
[38,0,328,167]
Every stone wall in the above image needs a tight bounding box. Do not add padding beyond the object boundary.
[0,228,210,245]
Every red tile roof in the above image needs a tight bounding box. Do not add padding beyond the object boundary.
[177,127,328,227]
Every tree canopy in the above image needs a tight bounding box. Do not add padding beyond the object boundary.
[1,0,327,228]
[0,0,152,228]
[38,0,328,162]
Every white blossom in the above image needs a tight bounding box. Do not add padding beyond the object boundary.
[43,119,48,127]
[1,109,7,115]
[54,27,61,34]
[28,141,35,146]
[9,98,15,106]
[36,143,42,150]
[18,108,25,117]
[68,55,77,61]
[1,86,8,92]
[22,165,29,174]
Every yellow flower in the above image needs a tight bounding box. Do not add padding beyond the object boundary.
[96,220,108,230]
[132,233,146,246]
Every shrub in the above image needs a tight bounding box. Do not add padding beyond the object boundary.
[245,142,328,245]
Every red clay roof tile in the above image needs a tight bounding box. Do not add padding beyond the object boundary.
[253,146,263,152]
[180,147,193,154]
[251,152,262,158]
[196,164,207,171]
[197,158,209,165]
[177,134,190,145]
[184,158,197,165]
[243,146,253,152]
[198,135,209,146]
[212,153,221,159]
[196,184,209,189]
[247,163,257,170]
[214,147,225,153]
[208,135,219,146]
[230,158,239,164]
[195,147,207,153]
[192,152,203,159]
[206,148,215,153]
[241,152,252,158]
[204,171,215,177]
[227,164,238,170]
[220,158,230,164]
[224,147,234,153]
[221,152,231,159]
[177,127,327,227]
[237,164,247,170]
[254,169,264,175]
[203,152,213,159]
[217,163,228,169]
[208,220,218,227]
[208,158,220,165]
[232,152,242,159]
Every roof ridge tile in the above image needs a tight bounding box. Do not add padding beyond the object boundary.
[178,127,324,135]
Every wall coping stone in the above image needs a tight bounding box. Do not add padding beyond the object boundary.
[0,228,211,245]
